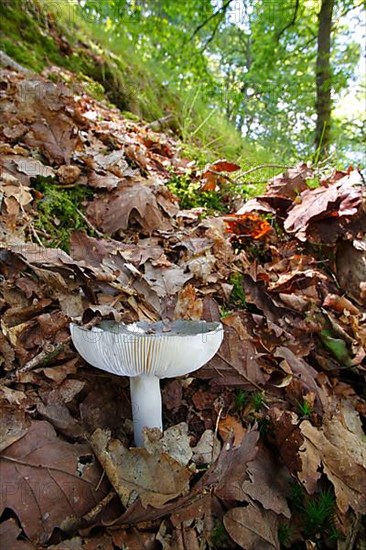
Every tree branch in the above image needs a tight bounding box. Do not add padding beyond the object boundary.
[188,0,233,43]
[277,0,300,40]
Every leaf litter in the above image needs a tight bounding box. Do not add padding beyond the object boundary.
[0,65,365,548]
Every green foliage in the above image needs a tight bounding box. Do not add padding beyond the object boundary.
[0,1,65,72]
[33,180,94,251]
[233,389,248,411]
[319,329,352,366]
[289,483,337,540]
[1,0,362,165]
[251,391,266,412]
[278,523,292,547]
[210,520,232,549]
[303,489,336,538]
[228,273,247,308]
[297,400,313,418]
[289,481,305,510]
[167,174,228,212]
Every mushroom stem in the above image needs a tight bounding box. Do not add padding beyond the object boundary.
[129,374,162,447]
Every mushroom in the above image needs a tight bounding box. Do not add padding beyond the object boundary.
[70,320,223,446]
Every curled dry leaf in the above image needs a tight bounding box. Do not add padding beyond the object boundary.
[284,170,363,242]
[218,415,246,448]
[143,422,193,466]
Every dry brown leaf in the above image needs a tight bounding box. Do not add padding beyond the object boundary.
[174,284,203,320]
[90,428,191,508]
[0,421,108,543]
[218,415,246,447]
[213,428,259,500]
[24,113,78,165]
[224,504,280,550]
[242,445,291,517]
[144,262,192,298]
[299,406,366,514]
[87,180,171,234]
[336,240,366,303]
[0,518,35,550]
[284,170,363,242]
[0,395,30,452]
[265,162,313,201]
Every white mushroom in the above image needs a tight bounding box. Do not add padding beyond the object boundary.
[70,320,223,446]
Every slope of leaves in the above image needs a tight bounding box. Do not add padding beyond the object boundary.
[0,66,365,549]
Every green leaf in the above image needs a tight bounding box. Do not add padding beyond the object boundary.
[319,330,352,367]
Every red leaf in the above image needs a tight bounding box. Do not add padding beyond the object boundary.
[223,213,272,239]
[210,159,241,172]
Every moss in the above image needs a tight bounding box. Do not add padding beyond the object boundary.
[0,1,67,72]
[228,273,247,308]
[167,174,229,212]
[32,180,94,252]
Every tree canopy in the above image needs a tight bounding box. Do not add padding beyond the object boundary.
[82,0,364,162]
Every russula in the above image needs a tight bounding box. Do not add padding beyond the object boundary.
[70,320,223,446]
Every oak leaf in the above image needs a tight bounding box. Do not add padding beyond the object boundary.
[0,421,109,543]
[90,428,191,508]
[224,504,280,550]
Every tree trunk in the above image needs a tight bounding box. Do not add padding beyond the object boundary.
[314,0,335,159]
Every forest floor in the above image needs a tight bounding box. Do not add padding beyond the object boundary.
[0,60,365,550]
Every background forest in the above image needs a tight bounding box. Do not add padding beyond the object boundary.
[1,0,365,169]
[79,0,365,163]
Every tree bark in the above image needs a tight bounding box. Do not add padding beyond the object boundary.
[314,0,335,159]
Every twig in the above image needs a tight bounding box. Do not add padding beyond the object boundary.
[83,489,115,523]
[0,50,33,75]
[236,164,291,180]
[3,339,70,385]
[75,208,104,238]
[187,0,233,42]
[277,0,300,40]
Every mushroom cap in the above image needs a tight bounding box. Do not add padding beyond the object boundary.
[70,320,223,378]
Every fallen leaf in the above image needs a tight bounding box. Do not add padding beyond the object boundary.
[0,518,35,550]
[284,171,363,242]
[299,406,366,514]
[210,159,241,172]
[224,504,280,550]
[191,430,221,465]
[0,395,30,452]
[90,428,191,508]
[241,445,291,517]
[143,422,193,466]
[336,240,366,303]
[174,284,203,320]
[218,415,246,447]
[87,179,171,234]
[223,213,272,240]
[144,262,192,298]
[0,421,108,543]
[322,293,360,315]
